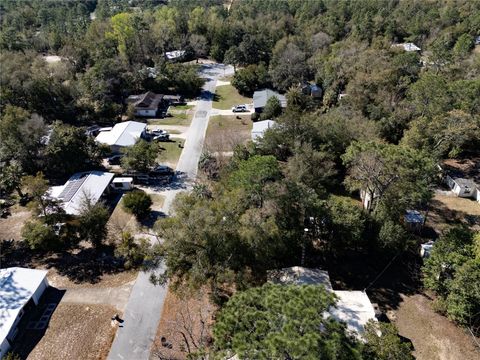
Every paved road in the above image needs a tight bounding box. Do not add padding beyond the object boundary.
[107,63,233,360]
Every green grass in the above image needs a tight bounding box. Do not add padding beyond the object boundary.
[213,84,251,110]
[170,104,194,110]
[148,112,192,126]
[156,139,185,167]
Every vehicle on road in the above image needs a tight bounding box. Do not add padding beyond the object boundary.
[231,104,248,113]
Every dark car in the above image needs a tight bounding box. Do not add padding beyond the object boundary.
[150,165,174,176]
[107,154,124,165]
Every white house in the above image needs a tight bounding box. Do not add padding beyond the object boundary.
[126,92,165,117]
[251,120,276,141]
[392,42,421,52]
[48,171,115,215]
[269,266,377,339]
[0,267,49,357]
[446,175,479,200]
[95,121,147,153]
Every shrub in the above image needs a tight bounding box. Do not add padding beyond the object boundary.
[123,190,152,219]
[21,220,59,251]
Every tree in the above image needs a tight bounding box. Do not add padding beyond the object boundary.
[21,172,50,217]
[78,196,110,248]
[342,142,436,217]
[453,34,474,59]
[121,139,158,173]
[362,321,414,360]
[44,122,102,179]
[231,63,270,96]
[213,283,361,359]
[407,73,451,117]
[123,190,153,219]
[0,161,24,198]
[269,40,309,91]
[21,219,59,251]
[223,45,242,72]
[260,96,283,120]
[189,34,209,63]
[115,231,151,269]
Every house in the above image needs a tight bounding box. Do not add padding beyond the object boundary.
[111,177,134,191]
[301,82,323,99]
[1,267,49,357]
[404,210,425,233]
[269,266,377,338]
[126,92,165,117]
[441,159,480,203]
[251,120,276,141]
[95,121,147,153]
[48,171,115,215]
[392,42,421,52]
[165,50,186,61]
[253,89,287,113]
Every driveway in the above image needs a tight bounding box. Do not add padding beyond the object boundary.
[107,63,233,360]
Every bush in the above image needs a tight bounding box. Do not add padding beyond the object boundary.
[115,231,151,269]
[21,220,59,251]
[123,190,152,219]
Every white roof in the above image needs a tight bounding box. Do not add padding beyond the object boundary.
[330,291,377,337]
[95,121,146,147]
[165,50,186,60]
[251,120,276,141]
[112,177,133,183]
[48,171,115,215]
[0,267,48,345]
[393,43,421,52]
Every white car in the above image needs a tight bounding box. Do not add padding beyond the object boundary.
[232,105,248,113]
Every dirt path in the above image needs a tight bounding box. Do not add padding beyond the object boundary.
[61,283,135,311]
[0,209,31,240]
[394,294,479,360]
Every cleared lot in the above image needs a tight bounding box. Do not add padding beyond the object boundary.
[213,84,251,110]
[205,115,252,153]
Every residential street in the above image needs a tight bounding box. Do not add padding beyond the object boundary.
[107,63,233,360]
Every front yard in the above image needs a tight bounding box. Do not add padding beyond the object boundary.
[148,106,194,126]
[156,139,185,168]
[205,115,252,153]
[213,84,251,110]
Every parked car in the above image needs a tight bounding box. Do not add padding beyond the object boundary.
[150,165,174,176]
[107,154,124,165]
[150,129,167,136]
[231,104,248,112]
[153,133,170,141]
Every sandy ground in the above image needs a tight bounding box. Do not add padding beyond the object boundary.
[61,283,134,311]
[0,208,32,240]
[394,294,480,360]
[26,304,118,360]
[216,80,231,86]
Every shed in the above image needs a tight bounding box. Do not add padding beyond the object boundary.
[392,43,421,52]
[420,241,435,258]
[111,177,134,191]
[253,89,287,113]
[95,121,147,153]
[251,120,276,141]
[0,267,49,357]
[165,50,186,61]
[47,171,115,215]
[404,210,425,232]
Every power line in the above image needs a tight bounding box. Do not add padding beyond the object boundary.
[363,252,402,292]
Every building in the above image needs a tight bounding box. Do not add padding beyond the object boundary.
[301,82,323,99]
[1,267,49,357]
[269,266,377,338]
[165,50,186,61]
[392,42,421,52]
[441,159,480,203]
[251,120,276,141]
[404,210,425,233]
[253,89,287,113]
[111,177,134,191]
[48,171,115,215]
[126,92,165,117]
[95,121,147,153]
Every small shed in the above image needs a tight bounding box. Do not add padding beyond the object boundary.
[111,177,134,191]
[420,241,435,258]
[404,210,425,233]
[392,43,421,52]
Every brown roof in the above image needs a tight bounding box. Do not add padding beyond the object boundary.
[126,92,164,110]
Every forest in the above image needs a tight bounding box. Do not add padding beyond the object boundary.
[1,0,480,359]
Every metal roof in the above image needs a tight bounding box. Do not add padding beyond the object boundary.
[253,89,287,109]
[95,121,146,147]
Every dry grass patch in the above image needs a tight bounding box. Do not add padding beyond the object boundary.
[205,115,252,153]
[426,193,480,233]
[394,294,479,360]
[0,204,32,241]
[151,288,216,360]
[23,304,118,360]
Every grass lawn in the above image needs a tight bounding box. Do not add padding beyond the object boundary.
[157,139,185,167]
[213,84,251,110]
[205,115,252,153]
[148,111,193,126]
[170,104,194,110]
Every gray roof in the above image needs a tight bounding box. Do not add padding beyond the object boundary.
[268,266,333,290]
[454,178,478,188]
[253,89,287,109]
